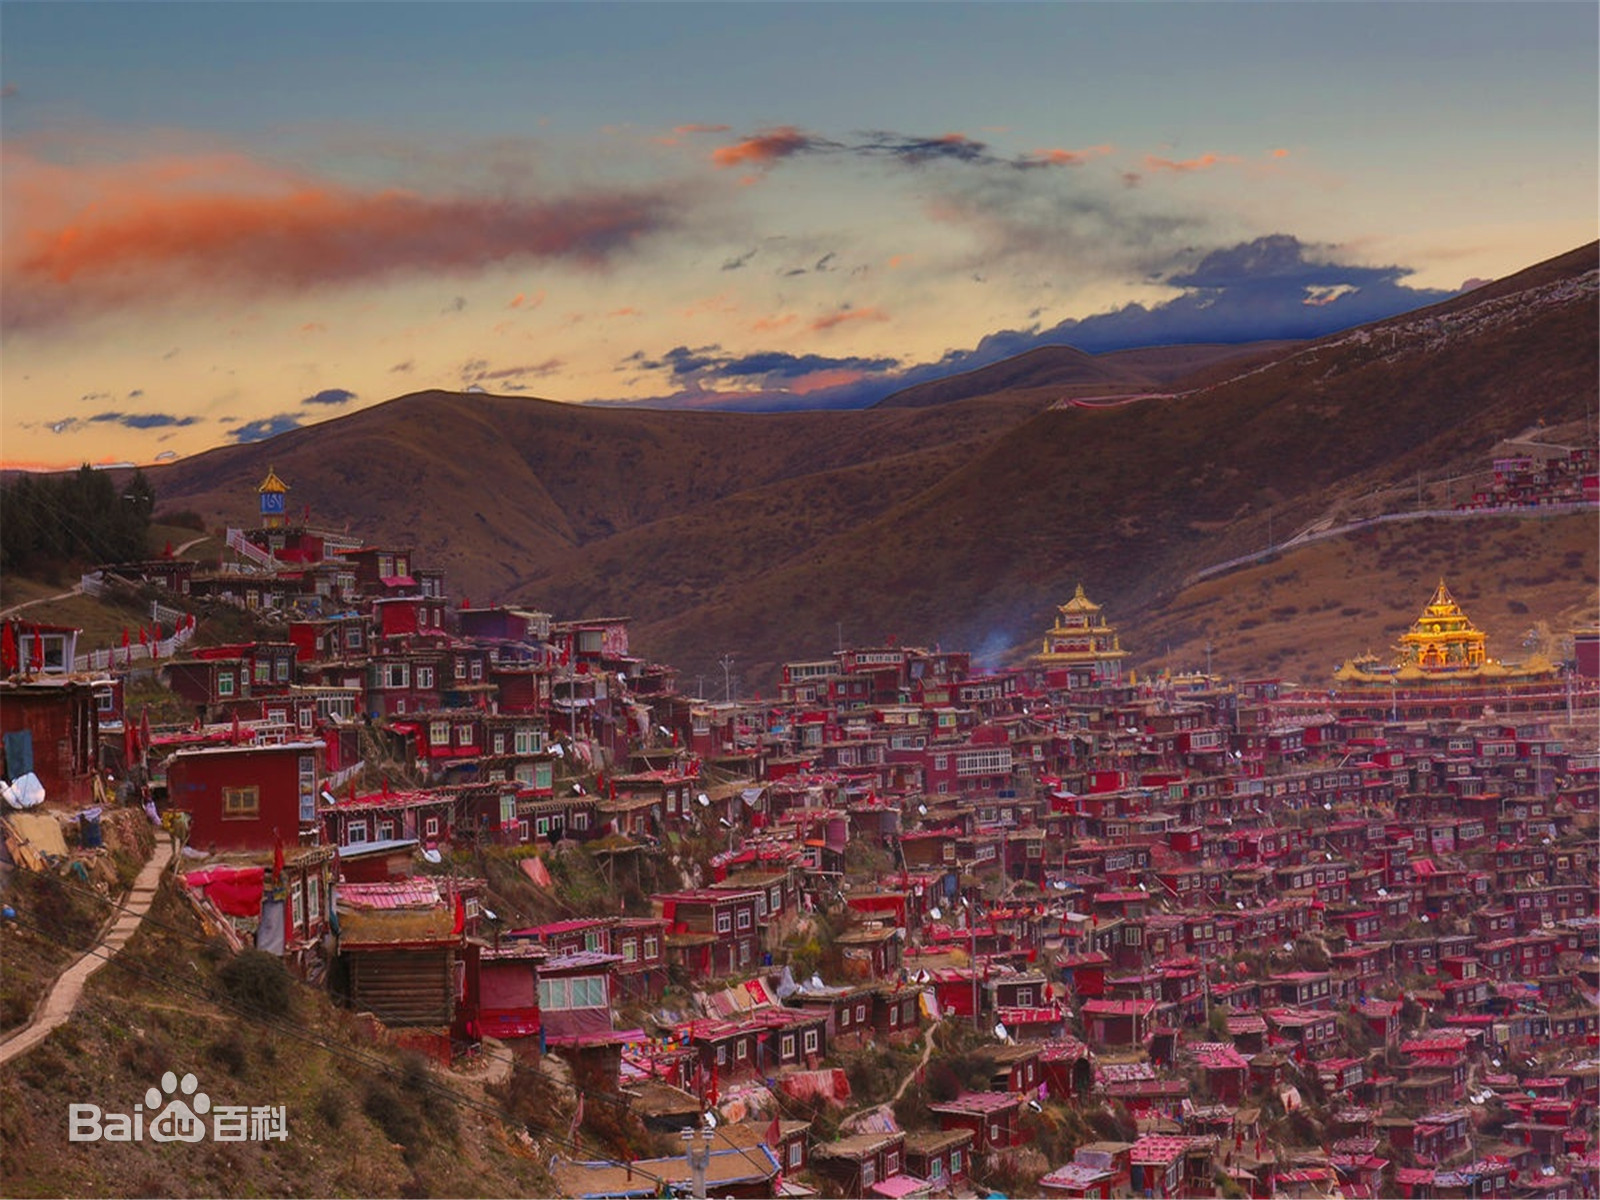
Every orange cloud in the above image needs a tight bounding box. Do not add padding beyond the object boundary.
[712,126,814,168]
[2,148,679,328]
[675,123,732,135]
[608,306,642,318]
[1024,144,1114,167]
[811,307,889,332]
[1143,152,1242,173]
[507,290,546,310]
[1271,148,1291,159]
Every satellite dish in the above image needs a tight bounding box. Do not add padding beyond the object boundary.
[1378,888,1388,897]
[917,805,927,815]
[698,793,711,807]
[930,907,943,921]
[573,783,584,794]
[422,848,442,864]
[1282,942,1293,953]
[1028,1099,1043,1112]
[1323,802,1333,810]
[484,909,498,922]
[550,743,564,757]
[994,1022,1008,1040]
[1420,914,1429,923]
[1235,901,1245,910]
[703,1111,717,1129]
[719,817,733,828]
[321,790,338,805]
[658,725,672,737]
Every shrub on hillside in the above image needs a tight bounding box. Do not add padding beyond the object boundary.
[218,949,292,1017]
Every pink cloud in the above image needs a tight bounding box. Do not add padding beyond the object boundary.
[1020,144,1114,168]
[1143,152,1242,173]
[750,313,798,333]
[3,147,680,328]
[811,307,889,332]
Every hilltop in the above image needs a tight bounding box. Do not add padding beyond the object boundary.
[138,242,1598,689]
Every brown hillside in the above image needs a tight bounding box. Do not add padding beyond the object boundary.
[142,242,1597,691]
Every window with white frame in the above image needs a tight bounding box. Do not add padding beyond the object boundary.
[736,909,752,930]
[430,721,451,746]
[276,658,290,683]
[622,939,638,963]
[644,936,658,958]
[291,883,303,931]
[716,912,732,934]
[417,666,435,689]
[455,725,472,747]
[803,1029,818,1053]
[492,732,506,755]
[218,671,235,697]
[378,821,395,840]
[346,819,368,844]
[735,1040,748,1061]
[780,1034,794,1058]
[424,816,439,837]
[383,663,408,689]
[950,1150,962,1174]
[788,1142,802,1169]
[307,876,321,923]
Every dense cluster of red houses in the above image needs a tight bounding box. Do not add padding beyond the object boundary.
[2,476,1597,1200]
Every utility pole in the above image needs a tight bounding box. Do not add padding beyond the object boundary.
[682,1129,711,1199]
[719,653,735,703]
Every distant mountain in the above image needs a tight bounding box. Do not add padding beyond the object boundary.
[145,242,1598,688]
[872,341,1297,409]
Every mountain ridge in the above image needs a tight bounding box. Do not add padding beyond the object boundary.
[141,241,1598,687]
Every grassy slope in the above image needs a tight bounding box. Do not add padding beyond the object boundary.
[0,879,559,1199]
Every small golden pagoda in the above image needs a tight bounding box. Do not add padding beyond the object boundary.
[1032,583,1128,683]
[1333,579,1556,685]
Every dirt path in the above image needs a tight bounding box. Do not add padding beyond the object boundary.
[0,832,174,1065]
[0,583,83,621]
[891,1026,938,1103]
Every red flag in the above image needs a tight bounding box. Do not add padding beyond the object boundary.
[273,837,285,881]
[31,627,43,671]
[230,710,243,744]
[124,715,139,769]
[0,622,16,674]
[453,891,465,935]
[766,1113,781,1148]
[163,540,174,558]
[122,627,130,649]
[139,626,148,646]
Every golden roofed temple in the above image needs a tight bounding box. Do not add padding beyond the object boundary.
[1032,584,1128,685]
[1333,579,1556,686]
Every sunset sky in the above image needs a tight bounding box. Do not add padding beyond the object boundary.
[2,2,1595,470]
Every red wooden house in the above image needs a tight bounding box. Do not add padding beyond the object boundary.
[926,1091,1022,1156]
[657,889,763,981]
[0,678,102,807]
[477,942,547,1044]
[165,741,323,852]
